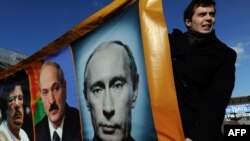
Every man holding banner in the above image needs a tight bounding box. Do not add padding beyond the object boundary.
[169,0,237,141]
[35,61,82,141]
[83,41,139,141]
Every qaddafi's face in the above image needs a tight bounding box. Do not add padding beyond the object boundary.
[7,85,24,130]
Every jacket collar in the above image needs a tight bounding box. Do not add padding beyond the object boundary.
[170,29,218,56]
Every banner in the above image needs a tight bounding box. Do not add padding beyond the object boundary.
[225,104,250,121]
[0,0,184,140]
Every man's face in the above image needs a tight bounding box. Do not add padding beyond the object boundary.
[7,85,24,130]
[185,6,215,34]
[85,45,138,141]
[39,65,66,127]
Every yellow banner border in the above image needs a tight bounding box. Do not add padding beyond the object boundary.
[139,0,185,140]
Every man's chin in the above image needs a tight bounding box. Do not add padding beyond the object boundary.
[98,134,123,141]
[50,114,65,128]
[49,114,61,124]
[14,120,23,127]
[200,29,213,34]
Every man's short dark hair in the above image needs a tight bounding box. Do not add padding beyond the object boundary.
[83,40,139,99]
[183,0,216,28]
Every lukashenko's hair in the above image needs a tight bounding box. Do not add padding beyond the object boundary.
[40,61,65,85]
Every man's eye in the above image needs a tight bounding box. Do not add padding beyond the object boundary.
[18,96,23,101]
[42,90,48,96]
[8,97,15,102]
[209,12,215,17]
[52,85,60,92]
[91,87,103,95]
[7,95,23,103]
[113,83,123,89]
[111,81,125,92]
[199,13,206,17]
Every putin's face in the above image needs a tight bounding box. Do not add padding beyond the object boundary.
[85,44,138,141]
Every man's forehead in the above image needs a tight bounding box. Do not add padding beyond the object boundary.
[194,5,215,12]
[40,65,58,77]
[90,47,129,69]
[40,65,60,84]
[9,85,23,96]
[92,45,129,65]
[40,81,61,90]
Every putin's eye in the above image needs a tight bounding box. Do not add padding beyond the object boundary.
[111,81,125,92]
[91,87,103,96]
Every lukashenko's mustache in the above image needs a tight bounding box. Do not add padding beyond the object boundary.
[49,102,59,112]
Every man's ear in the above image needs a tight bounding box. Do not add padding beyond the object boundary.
[131,75,139,109]
[185,19,191,28]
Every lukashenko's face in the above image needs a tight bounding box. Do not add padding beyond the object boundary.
[85,45,137,141]
[7,85,24,130]
[185,6,215,34]
[39,65,66,127]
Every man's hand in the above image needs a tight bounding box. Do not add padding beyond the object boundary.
[185,138,193,141]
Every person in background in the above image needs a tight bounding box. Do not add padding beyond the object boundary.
[169,0,237,141]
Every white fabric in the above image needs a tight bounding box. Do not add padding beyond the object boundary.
[0,120,29,141]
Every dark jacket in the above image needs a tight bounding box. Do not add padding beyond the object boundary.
[169,29,237,141]
[35,104,82,141]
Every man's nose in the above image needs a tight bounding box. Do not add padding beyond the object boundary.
[48,91,55,104]
[103,89,115,119]
[14,98,22,107]
[205,13,213,20]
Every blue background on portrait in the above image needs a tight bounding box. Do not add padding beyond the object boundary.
[44,47,79,109]
[71,3,157,141]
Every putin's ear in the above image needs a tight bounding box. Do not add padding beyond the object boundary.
[131,75,139,109]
